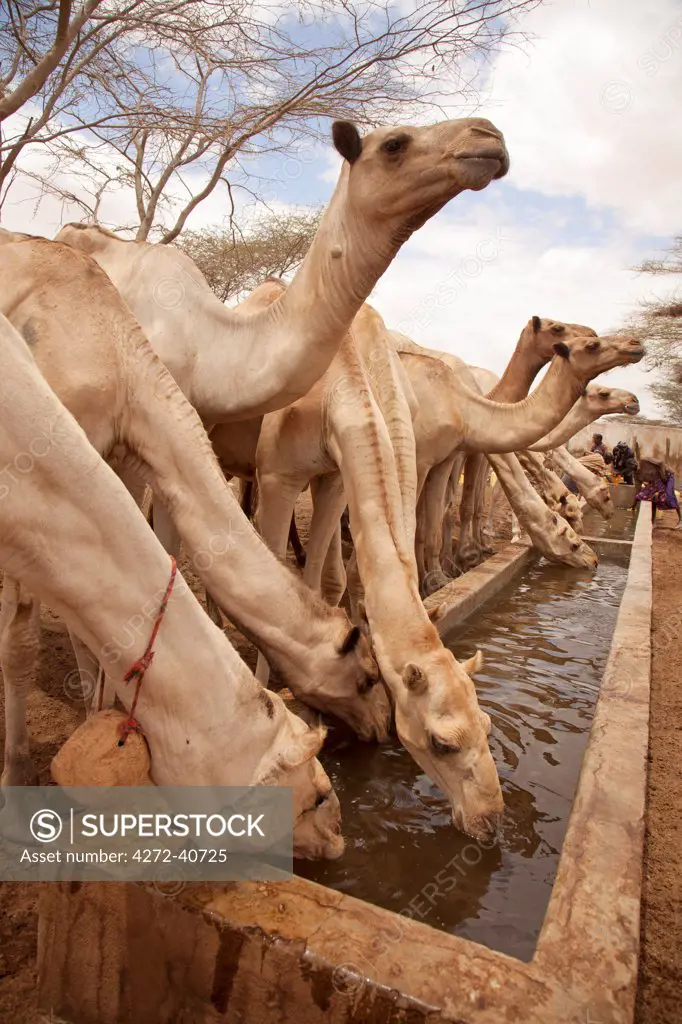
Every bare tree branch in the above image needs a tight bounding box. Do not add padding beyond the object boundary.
[621,236,682,419]
[0,0,541,235]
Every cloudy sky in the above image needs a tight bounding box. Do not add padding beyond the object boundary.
[4,0,681,416]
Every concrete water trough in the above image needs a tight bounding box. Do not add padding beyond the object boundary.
[36,503,653,1024]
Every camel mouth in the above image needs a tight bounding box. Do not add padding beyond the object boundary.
[624,403,640,415]
[624,346,645,363]
[458,149,504,164]
[457,147,509,180]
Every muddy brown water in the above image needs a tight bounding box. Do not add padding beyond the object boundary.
[297,543,631,962]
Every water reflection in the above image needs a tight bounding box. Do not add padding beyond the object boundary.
[297,553,629,961]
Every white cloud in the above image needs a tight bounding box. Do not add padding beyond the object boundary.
[368,197,677,418]
[482,0,682,234]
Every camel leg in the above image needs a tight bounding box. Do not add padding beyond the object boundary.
[455,453,487,571]
[473,463,494,552]
[304,474,346,593]
[255,472,304,684]
[1,578,41,786]
[288,512,307,568]
[421,458,456,594]
[486,479,506,536]
[321,525,347,606]
[441,454,464,570]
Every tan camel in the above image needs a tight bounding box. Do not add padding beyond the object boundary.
[390,328,591,574]
[0,312,342,860]
[237,300,504,839]
[548,447,615,515]
[0,237,392,777]
[528,384,640,451]
[448,317,600,570]
[396,331,643,583]
[515,450,584,530]
[56,117,509,423]
[525,384,640,520]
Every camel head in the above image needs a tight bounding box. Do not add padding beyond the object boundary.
[286,614,391,743]
[258,707,344,861]
[540,512,598,569]
[387,645,504,840]
[582,476,615,520]
[555,333,645,382]
[583,384,640,417]
[332,117,509,235]
[556,490,583,532]
[524,316,598,363]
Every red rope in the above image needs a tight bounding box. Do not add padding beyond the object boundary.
[119,556,178,744]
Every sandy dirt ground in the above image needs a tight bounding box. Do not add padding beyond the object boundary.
[635,514,682,1024]
[0,501,677,1022]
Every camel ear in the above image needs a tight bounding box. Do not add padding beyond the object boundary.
[461,649,484,677]
[553,341,570,359]
[403,663,428,695]
[337,625,361,656]
[427,603,444,624]
[532,316,542,332]
[332,121,362,164]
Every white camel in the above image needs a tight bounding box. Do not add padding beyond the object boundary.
[0,312,342,860]
[55,117,509,423]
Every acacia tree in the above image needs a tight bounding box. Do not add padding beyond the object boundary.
[176,207,322,301]
[626,236,682,420]
[0,0,540,238]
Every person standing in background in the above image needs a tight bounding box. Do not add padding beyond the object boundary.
[591,432,609,459]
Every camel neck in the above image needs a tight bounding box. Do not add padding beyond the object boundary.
[459,357,585,453]
[529,402,592,451]
[193,172,400,422]
[328,363,437,676]
[488,333,544,402]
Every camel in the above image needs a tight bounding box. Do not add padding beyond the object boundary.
[528,384,640,452]
[457,382,638,566]
[514,450,584,530]
[395,331,644,584]
[523,384,640,520]
[0,237,392,781]
[0,312,342,860]
[434,317,600,571]
[545,446,615,517]
[55,116,509,424]
[222,297,503,839]
[389,330,591,574]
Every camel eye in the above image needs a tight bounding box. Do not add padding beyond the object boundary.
[551,324,565,334]
[585,339,600,352]
[571,542,580,551]
[429,734,461,757]
[314,792,327,808]
[357,675,376,695]
[381,134,410,156]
